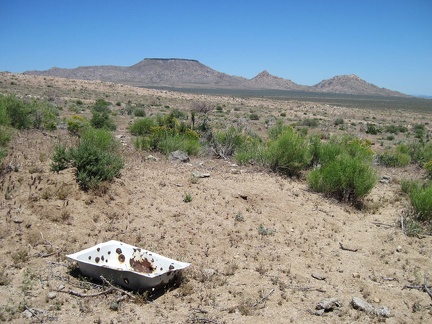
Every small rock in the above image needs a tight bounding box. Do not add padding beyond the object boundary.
[374,306,391,318]
[202,268,217,278]
[352,272,360,278]
[396,245,402,252]
[47,291,57,300]
[351,297,390,317]
[146,155,159,161]
[110,301,119,311]
[312,273,327,281]
[231,168,241,174]
[373,297,381,303]
[192,171,210,178]
[238,193,248,200]
[351,297,374,313]
[22,310,33,318]
[316,297,342,314]
[169,150,190,163]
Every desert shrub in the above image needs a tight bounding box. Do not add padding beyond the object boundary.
[308,154,377,201]
[76,100,83,105]
[2,94,32,129]
[0,94,59,131]
[0,97,11,126]
[157,133,201,156]
[0,148,6,164]
[268,119,290,141]
[377,150,411,167]
[67,115,90,135]
[191,101,213,114]
[249,113,259,120]
[404,141,432,163]
[51,144,72,172]
[302,118,319,127]
[366,123,380,135]
[133,136,152,151]
[334,118,344,126]
[70,128,124,190]
[266,127,311,176]
[31,101,59,130]
[424,160,432,178]
[129,117,155,136]
[90,111,116,130]
[93,99,111,112]
[130,113,201,156]
[308,135,376,202]
[0,126,12,147]
[409,183,432,222]
[210,126,249,159]
[133,108,146,117]
[235,142,267,165]
[401,179,419,194]
[413,124,425,140]
[170,108,187,120]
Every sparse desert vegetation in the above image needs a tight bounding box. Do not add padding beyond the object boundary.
[1,72,432,323]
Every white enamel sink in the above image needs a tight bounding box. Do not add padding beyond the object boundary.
[67,240,190,291]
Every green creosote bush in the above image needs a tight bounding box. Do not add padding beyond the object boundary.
[133,108,146,117]
[51,144,72,172]
[130,112,201,156]
[302,118,319,127]
[249,113,259,120]
[307,136,376,202]
[425,160,432,178]
[93,99,111,112]
[51,128,124,191]
[266,127,311,177]
[308,154,377,202]
[406,182,432,222]
[366,123,380,135]
[334,118,344,126]
[129,117,155,136]
[211,126,250,159]
[377,150,411,167]
[67,115,90,136]
[90,111,116,131]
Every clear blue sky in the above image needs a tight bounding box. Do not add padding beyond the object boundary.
[1,0,431,95]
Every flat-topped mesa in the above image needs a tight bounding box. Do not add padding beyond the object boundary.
[143,58,199,62]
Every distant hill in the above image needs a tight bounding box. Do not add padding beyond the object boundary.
[24,58,407,97]
[240,70,308,91]
[313,74,406,97]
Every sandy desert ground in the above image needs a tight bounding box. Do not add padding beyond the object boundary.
[0,73,432,323]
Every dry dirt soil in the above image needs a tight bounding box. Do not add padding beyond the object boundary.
[0,73,432,323]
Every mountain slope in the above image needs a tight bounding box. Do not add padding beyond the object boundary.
[313,74,406,96]
[25,58,246,88]
[240,70,308,90]
[24,59,407,96]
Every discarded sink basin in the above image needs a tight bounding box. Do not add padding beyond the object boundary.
[66,240,191,291]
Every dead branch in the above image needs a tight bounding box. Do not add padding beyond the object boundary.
[100,275,135,299]
[372,222,397,228]
[291,286,326,293]
[57,287,114,297]
[252,288,275,307]
[402,284,432,290]
[339,242,358,252]
[24,305,43,323]
[424,275,432,301]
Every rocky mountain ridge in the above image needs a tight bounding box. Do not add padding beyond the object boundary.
[24,58,407,96]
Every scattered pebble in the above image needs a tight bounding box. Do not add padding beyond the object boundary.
[47,291,57,300]
[311,273,327,281]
